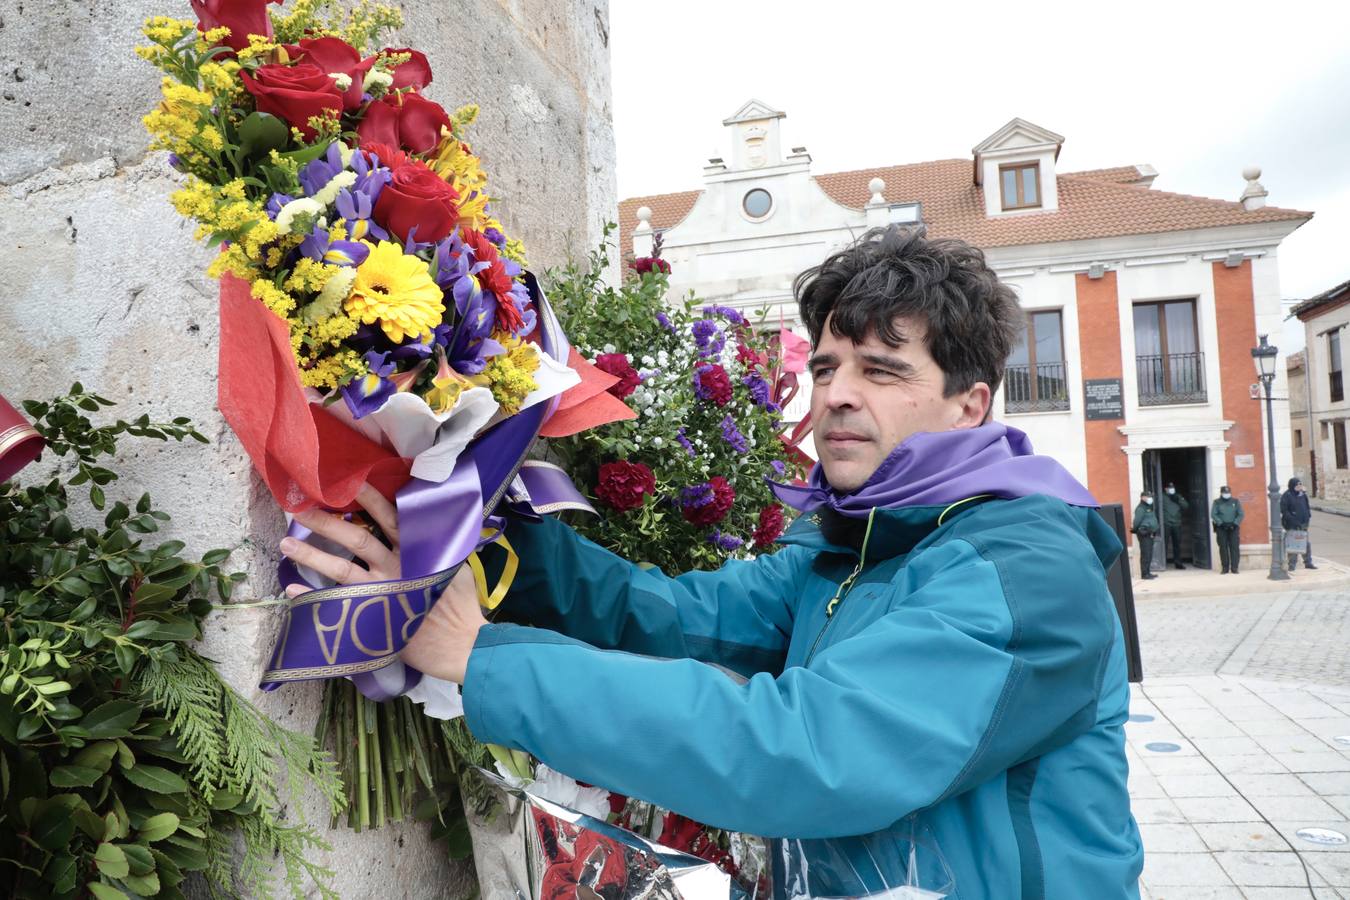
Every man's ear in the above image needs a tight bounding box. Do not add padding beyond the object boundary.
[956,382,992,428]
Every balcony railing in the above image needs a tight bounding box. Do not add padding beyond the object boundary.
[1004,362,1070,413]
[1137,352,1207,405]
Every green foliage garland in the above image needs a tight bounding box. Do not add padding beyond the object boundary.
[0,386,343,899]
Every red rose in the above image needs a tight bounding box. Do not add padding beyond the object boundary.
[291,36,372,112]
[695,363,733,406]
[594,353,641,399]
[632,256,671,275]
[380,48,434,91]
[461,229,523,332]
[358,92,452,155]
[595,461,655,512]
[190,0,281,52]
[682,476,735,527]
[372,160,460,244]
[753,504,786,548]
[240,62,343,141]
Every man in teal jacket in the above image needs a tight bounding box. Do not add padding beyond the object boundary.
[284,226,1144,898]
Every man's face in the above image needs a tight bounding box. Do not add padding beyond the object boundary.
[808,314,989,493]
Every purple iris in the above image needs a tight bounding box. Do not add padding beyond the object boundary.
[707,529,744,552]
[720,414,749,454]
[446,290,503,375]
[340,351,398,419]
[298,143,347,198]
[335,187,388,242]
[265,192,294,220]
[484,226,507,247]
[167,153,182,171]
[676,426,696,457]
[505,279,536,337]
[771,459,787,475]
[433,230,490,311]
[703,304,747,326]
[350,149,391,200]
[300,224,369,267]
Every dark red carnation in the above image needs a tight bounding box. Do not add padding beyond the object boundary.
[239,62,343,141]
[694,363,733,406]
[379,47,434,91]
[357,92,452,155]
[371,160,460,244]
[190,0,281,52]
[632,256,671,275]
[753,504,786,548]
[593,353,641,399]
[290,36,372,111]
[595,461,655,512]
[681,476,735,527]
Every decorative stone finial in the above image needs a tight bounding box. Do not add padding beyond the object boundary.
[1240,166,1268,211]
[635,206,652,232]
[867,177,886,206]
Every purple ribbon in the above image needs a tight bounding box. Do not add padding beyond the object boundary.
[260,276,590,696]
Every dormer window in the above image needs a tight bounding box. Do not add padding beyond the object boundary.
[1000,162,1041,210]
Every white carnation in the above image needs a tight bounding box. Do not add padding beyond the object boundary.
[363,68,394,92]
[274,197,325,235]
[329,72,353,91]
[311,170,357,208]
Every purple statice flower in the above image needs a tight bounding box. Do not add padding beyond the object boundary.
[702,304,747,326]
[679,481,715,511]
[656,311,676,333]
[335,186,389,242]
[484,225,507,247]
[265,192,294,220]
[299,224,369,267]
[708,529,744,552]
[340,351,397,419]
[675,426,696,457]
[692,364,714,402]
[741,373,780,411]
[299,143,347,198]
[720,414,749,454]
[691,318,721,356]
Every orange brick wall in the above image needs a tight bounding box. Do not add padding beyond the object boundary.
[1075,272,1133,538]
[1212,260,1270,545]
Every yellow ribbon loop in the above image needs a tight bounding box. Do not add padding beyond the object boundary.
[464,529,519,610]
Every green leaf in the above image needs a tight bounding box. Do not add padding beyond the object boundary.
[95,841,130,878]
[70,595,99,621]
[44,852,78,892]
[200,548,231,565]
[237,110,290,158]
[82,700,141,738]
[58,576,91,596]
[50,764,103,787]
[121,763,188,794]
[87,882,131,900]
[114,642,138,674]
[137,812,179,842]
[132,582,177,606]
[75,740,119,771]
[208,790,242,811]
[90,484,106,509]
[137,620,199,642]
[120,841,155,874]
[74,808,106,840]
[32,800,76,850]
[123,870,161,896]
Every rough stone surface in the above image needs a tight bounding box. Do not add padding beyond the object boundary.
[0,2,614,897]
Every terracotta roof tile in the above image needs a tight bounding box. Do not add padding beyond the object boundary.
[618,158,1311,256]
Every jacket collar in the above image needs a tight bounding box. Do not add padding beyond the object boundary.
[776,497,994,559]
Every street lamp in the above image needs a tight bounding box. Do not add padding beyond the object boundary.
[1252,335,1289,581]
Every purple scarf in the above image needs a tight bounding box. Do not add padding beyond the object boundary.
[771,423,1098,518]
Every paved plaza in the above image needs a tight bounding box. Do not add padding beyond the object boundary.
[1130,529,1350,900]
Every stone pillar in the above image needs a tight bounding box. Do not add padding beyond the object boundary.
[0,2,614,897]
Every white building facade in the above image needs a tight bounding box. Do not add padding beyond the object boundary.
[1292,280,1350,502]
[620,102,1311,567]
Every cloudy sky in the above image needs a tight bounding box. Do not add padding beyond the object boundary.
[609,0,1350,352]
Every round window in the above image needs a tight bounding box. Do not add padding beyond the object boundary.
[743,188,773,218]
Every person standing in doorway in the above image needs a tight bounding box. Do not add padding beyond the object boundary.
[1132,491,1159,580]
[1162,481,1189,569]
[1211,486,1244,574]
[1280,477,1316,571]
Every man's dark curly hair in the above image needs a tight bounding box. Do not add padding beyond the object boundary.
[794,225,1021,396]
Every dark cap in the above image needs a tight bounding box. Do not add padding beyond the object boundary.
[1220,485,1231,493]
[1165,481,1176,488]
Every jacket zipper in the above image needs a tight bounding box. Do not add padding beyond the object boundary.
[803,508,877,666]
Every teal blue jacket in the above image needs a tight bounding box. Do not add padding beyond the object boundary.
[463,495,1143,899]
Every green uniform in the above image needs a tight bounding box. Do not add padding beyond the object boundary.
[1211,496,1244,573]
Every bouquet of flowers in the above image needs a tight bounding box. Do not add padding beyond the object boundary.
[139,2,632,712]
[547,233,806,573]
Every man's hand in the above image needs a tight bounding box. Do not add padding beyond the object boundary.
[401,564,486,684]
[278,482,488,684]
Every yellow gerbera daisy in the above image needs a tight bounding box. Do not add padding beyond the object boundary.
[344,241,445,344]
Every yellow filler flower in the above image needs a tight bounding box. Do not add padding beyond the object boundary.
[344,241,445,343]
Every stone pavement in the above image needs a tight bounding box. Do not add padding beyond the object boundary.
[1131,587,1350,898]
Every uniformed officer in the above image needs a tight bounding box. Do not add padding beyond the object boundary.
[1211,485,1244,574]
